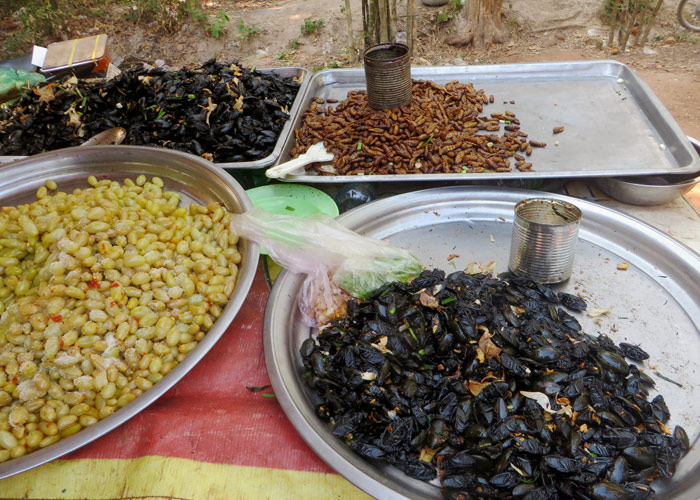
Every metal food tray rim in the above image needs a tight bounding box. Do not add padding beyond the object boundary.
[0,66,311,170]
[264,185,700,500]
[275,60,700,183]
[0,145,260,480]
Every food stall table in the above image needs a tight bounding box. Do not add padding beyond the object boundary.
[1,182,699,500]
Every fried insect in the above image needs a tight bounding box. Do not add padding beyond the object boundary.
[291,80,546,176]
[301,269,688,498]
[0,59,300,162]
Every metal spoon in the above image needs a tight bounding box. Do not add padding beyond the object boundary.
[265,142,334,179]
[81,127,127,146]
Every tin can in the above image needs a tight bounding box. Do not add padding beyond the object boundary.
[508,198,582,283]
[363,43,411,109]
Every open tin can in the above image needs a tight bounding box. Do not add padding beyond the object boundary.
[363,43,412,109]
[508,198,582,283]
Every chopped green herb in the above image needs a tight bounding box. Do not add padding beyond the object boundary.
[356,141,363,151]
[285,206,295,212]
[423,133,435,147]
[409,327,418,342]
[418,349,426,356]
[187,94,196,100]
[441,297,456,305]
[389,306,396,315]
[262,393,276,398]
[246,385,272,392]
[654,371,684,388]
[156,108,166,120]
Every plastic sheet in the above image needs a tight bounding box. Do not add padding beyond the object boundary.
[230,207,422,325]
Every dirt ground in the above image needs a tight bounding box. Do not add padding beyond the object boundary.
[10,0,700,139]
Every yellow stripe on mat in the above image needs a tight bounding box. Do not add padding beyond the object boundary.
[0,456,372,500]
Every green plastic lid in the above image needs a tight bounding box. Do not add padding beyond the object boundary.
[246,184,339,218]
[245,184,339,255]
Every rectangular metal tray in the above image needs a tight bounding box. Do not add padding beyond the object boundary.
[0,67,311,170]
[276,61,700,183]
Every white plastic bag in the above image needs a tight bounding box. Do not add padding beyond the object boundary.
[230,207,422,325]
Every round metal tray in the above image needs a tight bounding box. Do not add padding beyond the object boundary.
[264,186,700,500]
[0,145,259,479]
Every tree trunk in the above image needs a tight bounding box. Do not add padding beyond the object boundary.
[447,0,506,48]
[407,0,417,54]
[344,0,356,58]
[608,0,623,48]
[637,0,664,48]
[378,0,390,42]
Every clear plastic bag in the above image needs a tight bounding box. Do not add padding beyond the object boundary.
[230,207,422,325]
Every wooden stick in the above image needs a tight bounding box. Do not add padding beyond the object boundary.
[389,0,398,42]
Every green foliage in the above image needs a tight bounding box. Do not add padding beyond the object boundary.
[436,10,452,23]
[435,0,463,25]
[207,10,230,39]
[674,31,691,42]
[288,37,300,50]
[238,20,262,41]
[277,51,292,63]
[124,0,208,31]
[0,0,231,59]
[312,60,341,72]
[301,18,325,36]
[1,0,108,59]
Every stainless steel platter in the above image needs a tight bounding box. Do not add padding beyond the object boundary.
[0,145,259,479]
[276,61,700,183]
[264,186,700,499]
[0,67,311,170]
